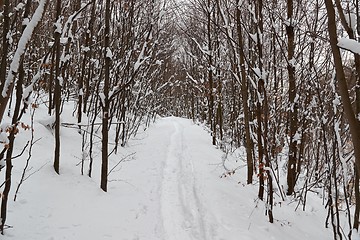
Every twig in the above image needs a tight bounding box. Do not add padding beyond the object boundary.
[107,152,136,176]
[14,101,39,201]
[11,141,30,160]
[22,161,49,182]
[61,124,102,139]
[0,179,8,188]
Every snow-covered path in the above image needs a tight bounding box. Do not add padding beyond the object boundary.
[132,117,332,240]
[4,114,333,240]
[161,121,207,240]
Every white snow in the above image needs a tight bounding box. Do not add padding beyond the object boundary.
[82,46,90,53]
[54,18,62,34]
[344,12,357,33]
[134,41,150,72]
[60,53,71,63]
[249,33,257,43]
[1,0,47,98]
[60,37,68,44]
[292,132,301,143]
[1,102,334,240]
[15,2,25,11]
[338,38,360,55]
[6,31,13,45]
[22,18,30,26]
[289,58,296,67]
[58,76,64,86]
[106,47,113,59]
[253,67,267,80]
[0,132,9,144]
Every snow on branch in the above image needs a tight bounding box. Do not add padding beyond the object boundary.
[61,2,92,41]
[134,41,150,72]
[22,70,42,104]
[191,38,212,56]
[2,0,48,98]
[338,38,360,55]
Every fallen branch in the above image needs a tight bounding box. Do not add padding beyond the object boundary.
[61,121,124,127]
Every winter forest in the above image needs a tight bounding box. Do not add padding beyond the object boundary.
[0,0,360,239]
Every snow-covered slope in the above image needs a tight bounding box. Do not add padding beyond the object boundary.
[3,109,333,239]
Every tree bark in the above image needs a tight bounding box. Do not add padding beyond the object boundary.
[255,0,265,201]
[53,0,62,175]
[0,0,10,123]
[236,4,254,185]
[101,0,111,192]
[286,0,298,196]
[207,0,215,146]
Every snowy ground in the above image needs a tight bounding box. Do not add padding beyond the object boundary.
[3,105,334,239]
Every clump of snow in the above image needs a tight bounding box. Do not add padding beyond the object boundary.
[22,17,30,26]
[6,31,13,45]
[60,37,68,44]
[338,38,360,55]
[249,33,257,43]
[54,18,62,34]
[333,96,341,106]
[292,132,301,143]
[289,58,296,67]
[134,41,149,72]
[60,53,71,63]
[58,76,64,86]
[82,46,90,53]
[106,47,113,59]
[15,2,25,11]
[253,67,267,80]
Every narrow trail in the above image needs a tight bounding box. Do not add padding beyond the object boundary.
[160,120,209,240]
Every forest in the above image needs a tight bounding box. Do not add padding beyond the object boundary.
[0,0,360,239]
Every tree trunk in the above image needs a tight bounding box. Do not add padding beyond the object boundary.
[101,0,111,192]
[0,43,26,235]
[53,0,62,175]
[325,6,360,234]
[0,0,11,123]
[355,164,360,230]
[255,0,265,201]
[236,5,254,184]
[207,0,215,146]
[286,0,298,196]
[80,0,96,116]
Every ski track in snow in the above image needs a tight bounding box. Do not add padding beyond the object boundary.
[161,120,209,240]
